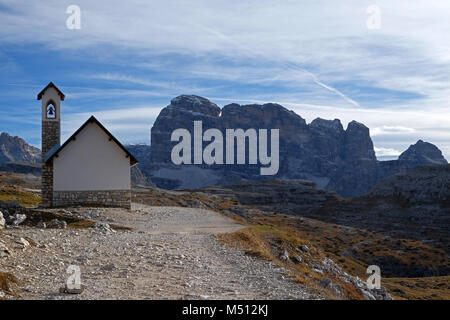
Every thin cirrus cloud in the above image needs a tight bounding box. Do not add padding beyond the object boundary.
[371,125,415,136]
[60,106,162,144]
[86,73,222,95]
[0,1,449,158]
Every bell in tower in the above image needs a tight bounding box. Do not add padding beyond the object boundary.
[37,82,65,207]
[38,82,65,154]
[47,104,55,118]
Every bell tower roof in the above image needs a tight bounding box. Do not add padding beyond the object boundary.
[37,82,65,101]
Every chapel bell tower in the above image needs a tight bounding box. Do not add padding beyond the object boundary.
[37,82,65,207]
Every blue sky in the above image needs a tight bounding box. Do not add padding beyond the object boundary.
[1,0,449,160]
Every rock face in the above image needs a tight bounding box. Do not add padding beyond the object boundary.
[398,140,447,167]
[370,164,450,205]
[149,95,222,166]
[125,144,151,165]
[131,166,154,187]
[203,180,340,216]
[125,144,155,186]
[0,132,40,164]
[144,95,448,197]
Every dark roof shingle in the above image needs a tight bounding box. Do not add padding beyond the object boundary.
[37,82,65,101]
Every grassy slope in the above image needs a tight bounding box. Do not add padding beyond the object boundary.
[0,185,41,207]
[0,172,41,207]
[235,213,450,300]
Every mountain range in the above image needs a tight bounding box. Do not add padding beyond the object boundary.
[0,95,447,198]
[143,95,447,197]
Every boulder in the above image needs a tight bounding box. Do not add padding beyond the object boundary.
[47,219,67,229]
[280,249,289,261]
[81,209,100,219]
[93,221,115,234]
[319,278,333,288]
[7,213,26,226]
[14,237,30,248]
[36,220,46,229]
[0,241,11,257]
[0,211,5,230]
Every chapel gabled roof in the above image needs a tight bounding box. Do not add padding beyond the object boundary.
[44,116,138,166]
[37,82,66,101]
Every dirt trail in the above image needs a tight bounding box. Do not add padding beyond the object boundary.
[1,204,319,300]
[115,205,244,235]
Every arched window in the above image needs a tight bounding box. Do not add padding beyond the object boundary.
[46,102,56,119]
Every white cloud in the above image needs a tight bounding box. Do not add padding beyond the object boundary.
[374,146,401,157]
[372,125,415,136]
[1,0,450,157]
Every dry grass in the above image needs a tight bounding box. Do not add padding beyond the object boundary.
[383,276,450,300]
[246,213,449,279]
[0,272,20,298]
[217,212,450,300]
[218,226,276,260]
[0,185,41,207]
[109,223,133,231]
[67,219,96,229]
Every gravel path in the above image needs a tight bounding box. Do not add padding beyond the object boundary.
[1,205,318,299]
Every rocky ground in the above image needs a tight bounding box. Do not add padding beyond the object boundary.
[0,205,320,300]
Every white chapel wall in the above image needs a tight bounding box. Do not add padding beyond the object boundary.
[53,122,131,191]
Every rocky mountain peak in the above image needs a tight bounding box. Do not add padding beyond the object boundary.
[221,102,307,128]
[0,132,41,164]
[346,120,368,131]
[1,132,13,139]
[399,140,448,166]
[310,118,344,132]
[169,95,221,117]
[344,120,376,161]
